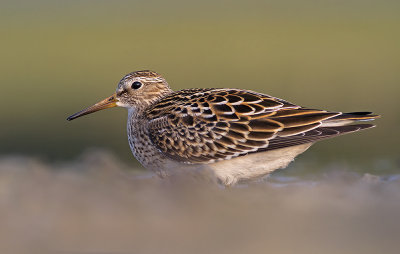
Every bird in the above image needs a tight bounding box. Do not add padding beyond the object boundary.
[67,70,379,185]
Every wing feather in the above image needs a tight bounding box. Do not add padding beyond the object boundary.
[146,89,359,164]
[265,124,375,150]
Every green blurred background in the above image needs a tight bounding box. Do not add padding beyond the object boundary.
[1,0,399,173]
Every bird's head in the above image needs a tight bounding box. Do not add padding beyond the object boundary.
[67,70,172,121]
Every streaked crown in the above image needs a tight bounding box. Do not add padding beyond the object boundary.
[116,70,173,108]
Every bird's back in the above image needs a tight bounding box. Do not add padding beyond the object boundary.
[144,88,378,165]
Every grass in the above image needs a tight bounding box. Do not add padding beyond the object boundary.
[0,150,399,254]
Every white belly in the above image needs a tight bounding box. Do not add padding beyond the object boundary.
[160,143,313,186]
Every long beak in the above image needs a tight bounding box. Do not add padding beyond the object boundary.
[67,93,118,121]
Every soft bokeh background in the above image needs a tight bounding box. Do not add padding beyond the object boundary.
[0,0,399,253]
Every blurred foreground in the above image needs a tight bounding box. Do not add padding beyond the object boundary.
[1,150,399,254]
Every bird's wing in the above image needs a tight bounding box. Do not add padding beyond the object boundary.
[146,88,340,164]
[265,124,374,151]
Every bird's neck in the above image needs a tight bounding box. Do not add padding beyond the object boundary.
[128,107,145,120]
[128,88,174,120]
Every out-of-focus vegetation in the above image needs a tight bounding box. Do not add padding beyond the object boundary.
[1,2,399,253]
[0,0,399,172]
[0,150,399,254]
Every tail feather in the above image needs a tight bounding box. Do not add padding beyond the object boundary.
[263,111,379,151]
[265,124,375,151]
[332,111,380,121]
[321,111,380,127]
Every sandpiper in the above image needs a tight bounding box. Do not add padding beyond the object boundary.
[67,70,379,185]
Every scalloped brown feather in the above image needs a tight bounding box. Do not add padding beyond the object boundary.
[145,88,374,164]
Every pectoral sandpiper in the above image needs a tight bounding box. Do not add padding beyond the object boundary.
[67,70,379,185]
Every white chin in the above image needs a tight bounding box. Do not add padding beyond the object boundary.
[116,101,131,108]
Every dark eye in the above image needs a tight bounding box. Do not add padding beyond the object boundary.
[131,81,142,89]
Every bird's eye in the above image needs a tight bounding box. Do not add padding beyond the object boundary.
[131,81,142,89]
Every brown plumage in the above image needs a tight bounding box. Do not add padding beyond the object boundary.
[67,70,380,185]
[146,88,378,164]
